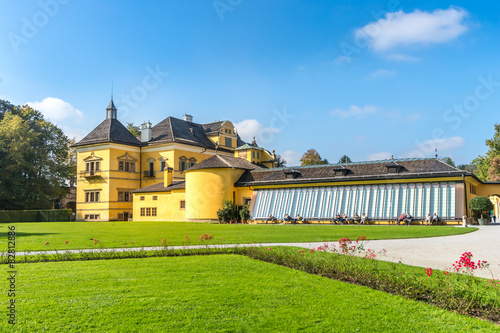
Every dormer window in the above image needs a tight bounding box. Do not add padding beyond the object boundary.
[284,169,301,179]
[334,166,349,177]
[385,162,403,174]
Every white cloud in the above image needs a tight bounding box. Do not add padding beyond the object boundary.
[333,55,352,65]
[355,7,468,52]
[366,152,393,161]
[403,136,465,158]
[280,150,301,167]
[330,105,378,119]
[235,119,280,143]
[366,68,397,80]
[386,53,420,62]
[28,97,83,122]
[385,111,422,123]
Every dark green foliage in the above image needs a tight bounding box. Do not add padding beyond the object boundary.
[440,157,455,167]
[469,196,493,212]
[239,205,250,222]
[275,154,286,167]
[338,155,352,163]
[0,209,71,222]
[0,100,73,210]
[216,200,239,223]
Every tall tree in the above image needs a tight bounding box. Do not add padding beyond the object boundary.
[0,100,73,210]
[338,155,352,164]
[472,124,500,181]
[488,157,500,181]
[126,122,141,137]
[275,154,287,168]
[440,157,456,167]
[300,148,328,166]
[457,163,477,173]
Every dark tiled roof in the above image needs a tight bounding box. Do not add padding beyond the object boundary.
[132,181,185,193]
[187,154,264,171]
[202,121,223,136]
[235,158,468,186]
[145,117,220,148]
[73,118,141,147]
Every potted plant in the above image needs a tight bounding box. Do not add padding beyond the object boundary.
[469,196,493,225]
[240,205,250,224]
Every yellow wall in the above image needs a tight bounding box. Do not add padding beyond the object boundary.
[132,189,186,221]
[76,144,140,221]
[185,167,247,221]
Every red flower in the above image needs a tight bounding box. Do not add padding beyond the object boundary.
[64,240,69,244]
[426,268,433,277]
[44,241,50,245]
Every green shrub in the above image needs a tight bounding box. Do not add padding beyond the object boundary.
[469,196,493,219]
[216,200,239,223]
[0,209,71,222]
[239,205,250,222]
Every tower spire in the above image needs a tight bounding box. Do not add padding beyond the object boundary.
[106,83,117,120]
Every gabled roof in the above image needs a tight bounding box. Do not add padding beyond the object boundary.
[73,118,141,147]
[235,158,467,186]
[132,181,185,193]
[187,154,264,171]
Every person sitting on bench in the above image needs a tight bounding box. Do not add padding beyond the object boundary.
[352,213,360,224]
[397,212,405,225]
[265,214,275,224]
[341,213,348,224]
[283,214,292,224]
[424,213,431,226]
[296,214,304,224]
[334,213,341,224]
[404,212,412,226]
[432,213,439,225]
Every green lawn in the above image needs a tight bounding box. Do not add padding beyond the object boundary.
[1,221,476,251]
[2,255,497,332]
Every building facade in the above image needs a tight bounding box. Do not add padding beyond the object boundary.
[74,100,500,223]
[73,100,275,221]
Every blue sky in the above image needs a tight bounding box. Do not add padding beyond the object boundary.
[1,1,500,166]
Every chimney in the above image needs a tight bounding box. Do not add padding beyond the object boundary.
[141,121,152,142]
[164,167,173,187]
[183,114,193,122]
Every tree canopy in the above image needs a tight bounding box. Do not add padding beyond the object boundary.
[300,148,328,166]
[275,154,287,168]
[472,124,500,181]
[126,122,141,137]
[338,155,352,164]
[0,100,73,210]
[440,157,456,167]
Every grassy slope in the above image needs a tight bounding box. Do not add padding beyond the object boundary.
[1,221,475,251]
[2,255,497,332]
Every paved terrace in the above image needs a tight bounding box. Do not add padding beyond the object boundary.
[10,225,499,279]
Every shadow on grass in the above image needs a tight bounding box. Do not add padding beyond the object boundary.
[0,232,58,238]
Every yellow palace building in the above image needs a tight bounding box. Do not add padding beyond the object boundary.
[74,100,500,223]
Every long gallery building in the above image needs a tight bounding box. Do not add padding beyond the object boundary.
[73,100,500,223]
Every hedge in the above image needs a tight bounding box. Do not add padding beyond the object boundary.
[0,209,72,223]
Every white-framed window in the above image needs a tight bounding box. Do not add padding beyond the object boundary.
[118,191,133,202]
[119,161,135,172]
[85,191,100,202]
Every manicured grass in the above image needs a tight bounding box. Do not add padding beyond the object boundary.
[2,255,497,332]
[1,221,475,251]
